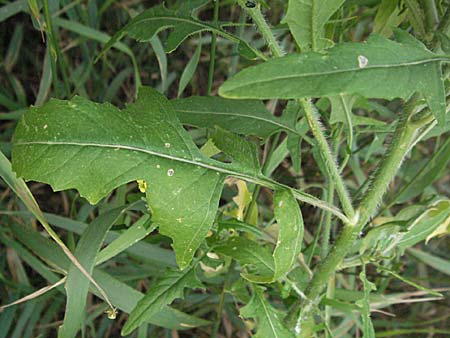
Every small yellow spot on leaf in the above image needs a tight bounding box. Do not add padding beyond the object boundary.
[137,180,147,193]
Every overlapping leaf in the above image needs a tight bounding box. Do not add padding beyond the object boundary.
[99,4,260,60]
[172,96,299,139]
[219,31,448,124]
[172,96,307,171]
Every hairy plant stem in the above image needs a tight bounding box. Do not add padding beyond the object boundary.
[300,98,356,221]
[207,0,220,95]
[286,95,422,334]
[237,0,284,58]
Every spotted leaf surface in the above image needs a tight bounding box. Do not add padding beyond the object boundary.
[220,31,448,125]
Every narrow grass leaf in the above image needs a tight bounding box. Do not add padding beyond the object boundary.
[407,248,450,276]
[96,215,156,265]
[393,137,450,204]
[0,151,112,310]
[9,222,210,329]
[0,0,27,22]
[178,37,202,97]
[59,207,127,338]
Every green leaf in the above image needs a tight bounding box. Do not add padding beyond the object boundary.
[172,96,308,171]
[213,237,275,282]
[98,4,260,61]
[219,32,448,125]
[398,199,450,251]
[172,96,299,139]
[178,36,202,98]
[122,266,203,335]
[283,0,346,51]
[59,207,127,338]
[12,87,228,269]
[95,215,157,265]
[12,86,342,268]
[273,189,304,280]
[240,286,294,338]
[358,222,404,256]
[211,127,261,177]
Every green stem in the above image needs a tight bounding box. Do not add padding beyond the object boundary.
[237,0,284,58]
[287,96,421,334]
[207,0,220,95]
[300,98,356,221]
[357,96,419,226]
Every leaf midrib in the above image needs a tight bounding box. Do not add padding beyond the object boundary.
[174,108,299,135]
[258,293,281,338]
[15,141,347,222]
[223,57,449,90]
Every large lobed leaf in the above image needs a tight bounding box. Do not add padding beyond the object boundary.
[219,31,448,125]
[99,4,260,60]
[12,87,235,269]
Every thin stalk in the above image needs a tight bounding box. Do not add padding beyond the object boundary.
[237,0,284,58]
[42,0,71,97]
[300,98,356,221]
[211,260,236,338]
[207,0,220,95]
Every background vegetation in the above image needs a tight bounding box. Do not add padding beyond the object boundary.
[0,0,449,337]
